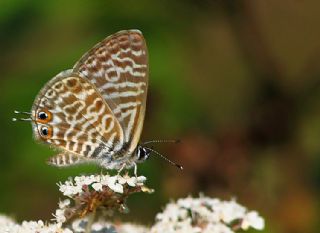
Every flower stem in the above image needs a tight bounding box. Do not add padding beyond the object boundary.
[85,211,96,233]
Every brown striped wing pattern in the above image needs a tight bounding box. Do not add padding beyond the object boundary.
[73,30,148,155]
[31,70,125,168]
[30,30,149,169]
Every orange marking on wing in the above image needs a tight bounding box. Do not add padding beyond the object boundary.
[38,125,53,140]
[36,109,53,124]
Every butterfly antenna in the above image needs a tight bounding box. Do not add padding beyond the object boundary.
[144,146,183,170]
[14,110,31,115]
[12,110,32,122]
[12,117,32,122]
[142,139,181,145]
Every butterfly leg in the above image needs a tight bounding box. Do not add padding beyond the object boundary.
[99,168,104,176]
[133,162,138,178]
[117,163,126,176]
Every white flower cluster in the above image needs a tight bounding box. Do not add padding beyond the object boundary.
[0,215,148,233]
[53,174,151,224]
[71,218,148,233]
[1,171,265,233]
[58,174,147,196]
[0,215,72,233]
[151,195,265,233]
[0,195,264,233]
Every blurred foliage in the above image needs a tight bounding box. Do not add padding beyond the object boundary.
[1,1,320,233]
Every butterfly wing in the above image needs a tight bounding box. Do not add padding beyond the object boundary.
[31,70,125,167]
[73,30,148,155]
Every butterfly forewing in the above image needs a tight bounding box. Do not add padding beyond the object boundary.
[73,30,148,154]
[31,70,125,165]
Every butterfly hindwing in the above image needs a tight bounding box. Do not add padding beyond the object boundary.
[31,70,125,166]
[47,152,84,167]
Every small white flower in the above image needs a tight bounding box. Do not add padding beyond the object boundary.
[111,183,124,193]
[118,174,138,187]
[92,182,103,191]
[126,177,138,187]
[106,176,124,193]
[100,174,111,186]
[84,174,99,185]
[136,176,146,185]
[156,203,180,222]
[203,223,233,233]
[218,200,246,223]
[117,176,127,185]
[58,199,71,209]
[53,209,66,223]
[73,175,102,191]
[241,211,265,230]
[58,181,80,196]
[74,175,86,185]
[107,176,118,185]
[177,196,193,209]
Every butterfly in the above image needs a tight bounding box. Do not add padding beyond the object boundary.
[14,30,182,174]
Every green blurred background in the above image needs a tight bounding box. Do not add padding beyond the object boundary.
[1,1,320,232]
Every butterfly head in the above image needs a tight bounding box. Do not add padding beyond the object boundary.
[136,145,152,162]
[13,108,54,141]
[135,141,183,170]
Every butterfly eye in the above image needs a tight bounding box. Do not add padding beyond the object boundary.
[38,111,48,120]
